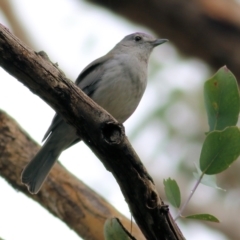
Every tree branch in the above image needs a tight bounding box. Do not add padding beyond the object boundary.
[0,24,184,239]
[0,110,144,240]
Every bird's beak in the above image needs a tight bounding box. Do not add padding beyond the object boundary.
[152,39,168,47]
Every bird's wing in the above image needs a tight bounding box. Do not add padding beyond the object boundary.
[75,54,111,96]
[42,54,111,142]
[42,113,62,142]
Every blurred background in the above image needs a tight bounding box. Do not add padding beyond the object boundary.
[0,0,240,239]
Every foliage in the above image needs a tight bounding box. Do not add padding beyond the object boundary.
[104,218,134,240]
[164,66,240,222]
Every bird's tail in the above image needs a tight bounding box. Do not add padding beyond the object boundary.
[21,138,62,194]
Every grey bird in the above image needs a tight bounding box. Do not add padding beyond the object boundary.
[21,32,168,194]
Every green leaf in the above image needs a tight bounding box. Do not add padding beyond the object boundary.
[193,164,225,191]
[163,178,181,208]
[104,218,133,240]
[204,66,240,131]
[200,126,240,174]
[185,214,220,223]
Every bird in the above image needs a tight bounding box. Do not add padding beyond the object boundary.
[21,32,168,194]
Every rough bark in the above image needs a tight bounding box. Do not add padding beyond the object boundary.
[86,0,240,81]
[0,110,144,240]
[0,24,184,239]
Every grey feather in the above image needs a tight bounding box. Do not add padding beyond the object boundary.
[42,57,107,142]
[21,32,168,194]
[22,120,77,193]
[42,113,62,142]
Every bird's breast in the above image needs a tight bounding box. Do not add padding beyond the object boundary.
[91,56,147,123]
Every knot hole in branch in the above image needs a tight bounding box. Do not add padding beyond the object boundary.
[146,189,159,209]
[101,121,125,145]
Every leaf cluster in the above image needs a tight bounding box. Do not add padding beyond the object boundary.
[164,66,240,222]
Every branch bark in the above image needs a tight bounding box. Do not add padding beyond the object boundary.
[0,110,144,240]
[0,24,184,239]
[86,0,240,81]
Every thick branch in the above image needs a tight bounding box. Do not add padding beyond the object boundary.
[86,0,240,81]
[0,24,184,239]
[0,110,144,240]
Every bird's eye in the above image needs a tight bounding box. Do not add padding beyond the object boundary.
[134,36,142,42]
